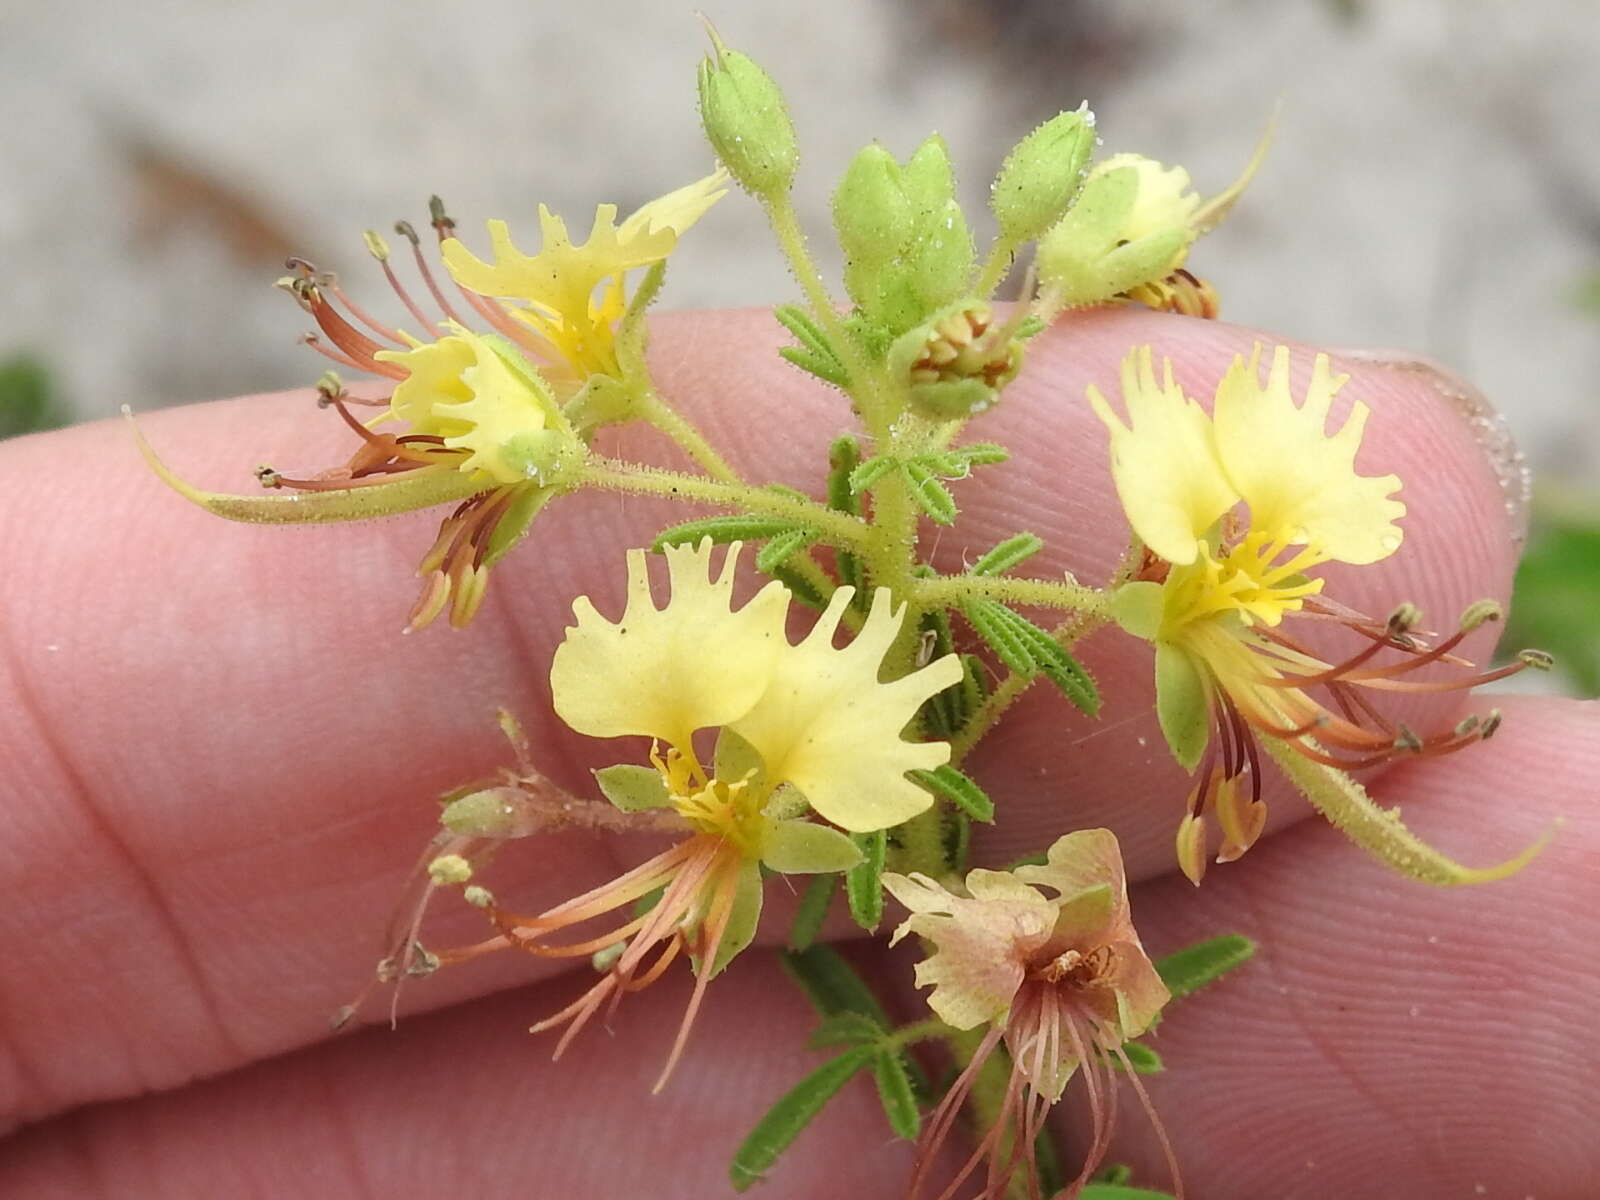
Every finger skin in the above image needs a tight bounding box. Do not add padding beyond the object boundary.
[0,308,1516,1131]
[0,700,1586,1199]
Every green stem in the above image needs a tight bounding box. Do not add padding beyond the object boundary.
[634,387,743,484]
[916,573,1106,614]
[580,459,870,547]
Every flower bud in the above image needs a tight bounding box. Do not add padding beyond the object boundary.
[833,144,913,270]
[1035,166,1191,308]
[991,105,1097,245]
[696,34,798,197]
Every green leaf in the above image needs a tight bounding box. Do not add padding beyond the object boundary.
[961,598,1036,675]
[1002,612,1101,716]
[1156,934,1256,1001]
[902,461,958,525]
[729,1046,877,1191]
[788,874,838,952]
[971,532,1044,576]
[947,808,973,873]
[780,945,892,1026]
[872,1051,921,1139]
[826,436,863,515]
[849,455,899,494]
[652,513,803,551]
[1154,642,1211,770]
[0,356,69,439]
[908,764,995,823]
[762,819,864,874]
[774,304,848,379]
[844,829,886,930]
[1079,1186,1176,1200]
[806,1011,883,1050]
[756,528,820,573]
[591,764,671,812]
[1113,1041,1164,1074]
[767,561,828,612]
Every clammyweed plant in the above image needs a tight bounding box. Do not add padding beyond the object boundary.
[130,25,1556,1200]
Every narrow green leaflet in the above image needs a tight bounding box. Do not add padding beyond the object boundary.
[849,454,900,494]
[774,304,849,387]
[1113,1041,1164,1074]
[845,829,887,930]
[871,1051,921,1139]
[788,873,838,952]
[826,436,863,515]
[961,597,1036,675]
[1080,1186,1175,1200]
[756,528,820,572]
[909,764,995,823]
[767,561,828,611]
[729,1046,877,1191]
[652,513,805,551]
[781,944,892,1026]
[902,460,958,525]
[951,441,1008,467]
[806,1011,884,1050]
[1156,934,1256,1001]
[971,532,1044,576]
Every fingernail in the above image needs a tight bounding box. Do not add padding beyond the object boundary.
[1328,347,1531,546]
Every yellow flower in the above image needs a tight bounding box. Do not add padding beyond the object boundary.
[883,830,1173,1199]
[1092,345,1543,883]
[480,539,961,1087]
[441,170,728,381]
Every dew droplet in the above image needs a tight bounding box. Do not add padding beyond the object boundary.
[1379,532,1402,553]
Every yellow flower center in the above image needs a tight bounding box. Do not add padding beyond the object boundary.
[1161,530,1327,635]
[652,746,765,856]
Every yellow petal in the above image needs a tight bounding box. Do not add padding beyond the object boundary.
[1013,828,1127,910]
[617,168,730,241]
[730,588,962,833]
[549,540,790,750]
[1213,346,1405,565]
[1088,347,1238,565]
[1087,153,1201,242]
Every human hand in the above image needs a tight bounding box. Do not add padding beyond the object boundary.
[0,308,1590,1198]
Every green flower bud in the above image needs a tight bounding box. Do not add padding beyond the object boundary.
[1035,166,1191,307]
[696,34,798,197]
[833,144,913,270]
[991,104,1097,245]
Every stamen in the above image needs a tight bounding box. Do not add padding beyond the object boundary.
[396,217,469,326]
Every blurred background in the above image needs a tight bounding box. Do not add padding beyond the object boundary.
[1,0,1595,691]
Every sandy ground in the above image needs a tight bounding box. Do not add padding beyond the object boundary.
[2,0,1596,487]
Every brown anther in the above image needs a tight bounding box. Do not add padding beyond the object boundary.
[1392,725,1424,753]
[363,229,391,262]
[428,195,456,235]
[254,465,283,488]
[314,370,345,406]
[1478,709,1503,740]
[394,219,421,245]
[1454,714,1481,737]
[1458,599,1503,632]
[1385,602,1422,644]
[1519,648,1555,671]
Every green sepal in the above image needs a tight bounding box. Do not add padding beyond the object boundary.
[481,484,557,567]
[592,763,672,812]
[909,764,995,823]
[1154,641,1211,771]
[1109,580,1165,641]
[1094,228,1191,297]
[1113,1041,1165,1074]
[563,371,637,433]
[834,143,914,279]
[652,512,805,551]
[757,528,820,573]
[697,40,798,197]
[788,873,838,952]
[1155,934,1256,1002]
[908,377,996,421]
[714,726,768,790]
[728,1046,877,1191]
[705,860,764,978]
[844,830,886,931]
[902,461,958,525]
[991,105,1096,246]
[614,259,666,377]
[971,532,1044,577]
[761,818,864,874]
[872,1051,921,1139]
